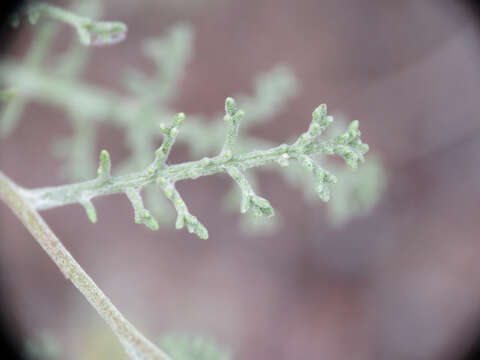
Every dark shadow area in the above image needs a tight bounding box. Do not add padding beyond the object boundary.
[1,2,27,359]
[0,0,25,53]
[0,294,27,360]
[463,0,480,22]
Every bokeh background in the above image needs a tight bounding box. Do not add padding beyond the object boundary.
[1,0,480,359]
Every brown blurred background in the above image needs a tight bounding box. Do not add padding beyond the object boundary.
[1,0,480,359]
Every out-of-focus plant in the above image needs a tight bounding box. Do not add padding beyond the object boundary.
[24,332,61,360]
[0,2,385,360]
[0,5,385,231]
[24,331,232,360]
[11,2,127,45]
[160,335,231,360]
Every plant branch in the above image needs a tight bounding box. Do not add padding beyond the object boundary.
[17,99,368,239]
[23,132,357,209]
[12,2,127,46]
[0,171,171,360]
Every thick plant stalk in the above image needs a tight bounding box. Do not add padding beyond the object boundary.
[0,171,171,360]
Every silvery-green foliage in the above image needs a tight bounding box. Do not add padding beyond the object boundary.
[0,2,382,234]
[283,155,386,225]
[0,3,381,360]
[11,2,127,46]
[281,116,387,225]
[2,1,102,179]
[20,97,369,239]
[328,155,385,225]
[160,335,231,360]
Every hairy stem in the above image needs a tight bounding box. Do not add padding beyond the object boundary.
[23,142,302,210]
[0,171,171,360]
[21,134,349,212]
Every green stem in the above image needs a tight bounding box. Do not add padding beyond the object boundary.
[24,3,127,46]
[21,136,342,213]
[0,171,171,360]
[23,142,300,211]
